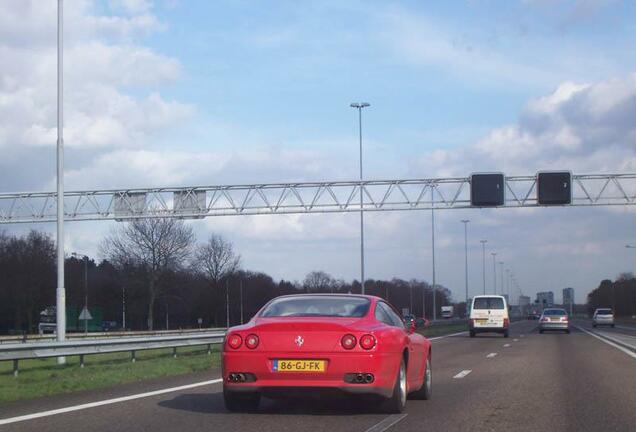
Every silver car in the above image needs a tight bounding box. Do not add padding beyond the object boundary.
[593,308,615,328]
[539,308,570,334]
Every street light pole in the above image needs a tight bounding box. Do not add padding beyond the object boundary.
[461,220,470,309]
[431,187,436,321]
[480,240,487,295]
[56,0,66,364]
[499,262,504,298]
[350,102,370,294]
[240,278,244,325]
[491,253,497,295]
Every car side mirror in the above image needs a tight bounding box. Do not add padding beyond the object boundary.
[408,321,416,334]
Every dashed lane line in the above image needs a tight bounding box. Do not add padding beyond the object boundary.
[364,414,408,432]
[453,370,472,379]
[0,378,224,426]
[503,343,511,347]
[486,353,498,358]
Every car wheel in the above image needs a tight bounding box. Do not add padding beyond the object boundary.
[593,324,597,328]
[611,324,615,328]
[566,329,570,334]
[469,330,476,338]
[223,387,260,412]
[410,355,432,400]
[539,329,544,334]
[383,359,407,413]
[503,330,509,338]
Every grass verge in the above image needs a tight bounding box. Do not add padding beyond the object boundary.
[0,345,221,403]
[418,322,467,338]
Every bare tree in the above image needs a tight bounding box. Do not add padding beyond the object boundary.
[100,218,194,330]
[193,234,241,284]
[303,271,336,293]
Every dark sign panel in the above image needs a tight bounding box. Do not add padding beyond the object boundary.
[470,173,505,207]
[537,171,571,205]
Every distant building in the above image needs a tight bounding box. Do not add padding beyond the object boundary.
[536,291,554,309]
[562,287,574,306]
[519,295,531,316]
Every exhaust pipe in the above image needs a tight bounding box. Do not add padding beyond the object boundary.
[364,373,374,383]
[355,373,365,383]
[237,373,246,382]
[228,373,237,382]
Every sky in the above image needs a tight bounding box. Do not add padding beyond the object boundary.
[1,0,635,305]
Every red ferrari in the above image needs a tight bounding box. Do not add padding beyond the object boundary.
[222,294,432,413]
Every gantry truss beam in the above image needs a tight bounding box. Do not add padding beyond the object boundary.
[0,173,634,224]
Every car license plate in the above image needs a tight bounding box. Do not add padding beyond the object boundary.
[475,319,488,325]
[272,359,326,372]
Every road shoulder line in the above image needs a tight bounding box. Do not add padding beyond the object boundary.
[0,378,223,426]
[575,325,636,360]
[364,414,408,432]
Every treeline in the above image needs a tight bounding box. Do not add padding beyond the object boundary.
[587,273,636,317]
[0,221,452,334]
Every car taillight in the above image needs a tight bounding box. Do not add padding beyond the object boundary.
[561,316,569,322]
[541,317,549,322]
[469,319,475,326]
[245,334,259,349]
[341,334,357,350]
[359,334,376,350]
[503,318,509,327]
[227,334,243,349]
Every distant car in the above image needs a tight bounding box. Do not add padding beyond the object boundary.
[527,313,541,320]
[469,295,509,338]
[539,308,570,334]
[403,314,429,329]
[592,308,615,328]
[222,294,432,413]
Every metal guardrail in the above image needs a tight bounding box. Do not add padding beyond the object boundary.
[0,331,226,377]
[0,327,227,344]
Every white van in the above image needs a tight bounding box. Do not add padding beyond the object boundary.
[469,295,509,338]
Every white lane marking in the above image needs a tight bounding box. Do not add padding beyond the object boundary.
[576,326,636,360]
[0,378,223,426]
[428,331,467,341]
[364,414,408,432]
[503,343,510,347]
[520,334,525,338]
[453,369,472,379]
[513,338,519,342]
[486,353,498,358]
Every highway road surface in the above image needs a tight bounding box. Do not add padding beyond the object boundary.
[1,320,635,432]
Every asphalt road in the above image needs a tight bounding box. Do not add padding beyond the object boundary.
[1,320,635,432]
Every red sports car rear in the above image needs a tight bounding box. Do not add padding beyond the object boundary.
[222,294,432,413]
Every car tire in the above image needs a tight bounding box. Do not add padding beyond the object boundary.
[593,324,597,328]
[611,324,615,328]
[566,329,570,334]
[503,330,509,338]
[223,387,260,412]
[539,329,544,334]
[383,359,407,414]
[469,330,476,338]
[410,355,432,400]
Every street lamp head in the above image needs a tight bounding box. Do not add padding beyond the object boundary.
[491,252,497,256]
[480,239,487,244]
[461,219,470,223]
[350,102,370,109]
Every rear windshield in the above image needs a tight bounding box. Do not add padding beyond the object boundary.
[260,296,370,318]
[543,309,567,316]
[596,309,613,315]
[473,297,505,310]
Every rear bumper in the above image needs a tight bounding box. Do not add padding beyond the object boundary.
[470,326,507,333]
[593,319,614,325]
[222,351,399,398]
[540,322,569,330]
